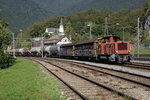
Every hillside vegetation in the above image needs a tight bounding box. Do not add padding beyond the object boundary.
[23,9,142,42]
[0,16,14,69]
[23,0,150,43]
[0,0,50,34]
[0,0,146,34]
[34,0,146,14]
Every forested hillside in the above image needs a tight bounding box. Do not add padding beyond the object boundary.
[24,0,150,43]
[0,0,51,34]
[24,9,142,42]
[34,0,146,15]
[0,0,146,34]
[63,0,146,15]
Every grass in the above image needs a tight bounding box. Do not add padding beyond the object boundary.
[0,58,64,100]
[131,49,150,54]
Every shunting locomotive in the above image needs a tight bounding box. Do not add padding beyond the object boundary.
[97,36,132,63]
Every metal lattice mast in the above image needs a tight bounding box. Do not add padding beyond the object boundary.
[104,17,109,36]
[137,17,140,58]
[12,33,16,58]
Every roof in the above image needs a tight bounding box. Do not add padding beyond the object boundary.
[44,35,66,44]
[44,39,58,44]
[100,35,120,40]
[46,28,59,33]
[61,43,75,47]
[32,37,42,41]
[49,35,64,40]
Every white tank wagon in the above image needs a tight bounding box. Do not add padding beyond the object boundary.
[18,48,24,56]
[50,45,61,57]
[18,48,31,56]
[30,47,42,56]
[5,49,13,56]
[44,46,52,57]
[15,49,20,56]
[23,48,31,56]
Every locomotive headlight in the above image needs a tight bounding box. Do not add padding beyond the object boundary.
[116,51,118,53]
[129,51,130,53]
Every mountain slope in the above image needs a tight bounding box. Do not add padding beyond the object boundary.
[0,0,52,34]
[0,0,147,34]
[33,0,82,15]
[66,0,146,14]
[34,0,147,15]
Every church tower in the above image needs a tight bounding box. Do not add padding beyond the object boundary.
[59,17,64,35]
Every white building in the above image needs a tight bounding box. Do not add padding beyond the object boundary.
[44,18,72,45]
[45,28,58,34]
[45,18,64,36]
[44,35,71,46]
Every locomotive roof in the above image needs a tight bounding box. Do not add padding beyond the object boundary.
[100,35,120,40]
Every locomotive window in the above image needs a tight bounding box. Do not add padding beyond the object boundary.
[118,43,127,50]
[102,39,105,43]
[106,39,109,43]
[102,39,109,43]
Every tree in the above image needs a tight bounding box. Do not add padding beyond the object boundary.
[65,22,77,41]
[0,17,15,69]
[141,29,150,43]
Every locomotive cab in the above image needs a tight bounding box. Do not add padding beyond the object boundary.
[98,36,133,63]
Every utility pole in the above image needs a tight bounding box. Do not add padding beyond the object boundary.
[41,34,44,58]
[116,23,131,41]
[137,17,140,58]
[121,27,128,41]
[19,29,23,48]
[149,27,150,37]
[31,38,32,48]
[88,23,92,40]
[12,33,16,58]
[104,17,109,36]
[90,24,92,40]
[123,28,125,41]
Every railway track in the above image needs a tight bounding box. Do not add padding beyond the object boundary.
[28,58,85,100]
[27,57,138,100]
[121,62,150,71]
[40,57,150,100]
[50,58,150,83]
[59,60,150,88]
[94,60,150,71]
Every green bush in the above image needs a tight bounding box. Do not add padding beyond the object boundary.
[0,50,15,69]
[0,16,15,69]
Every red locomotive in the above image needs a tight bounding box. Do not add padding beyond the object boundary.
[98,36,132,63]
